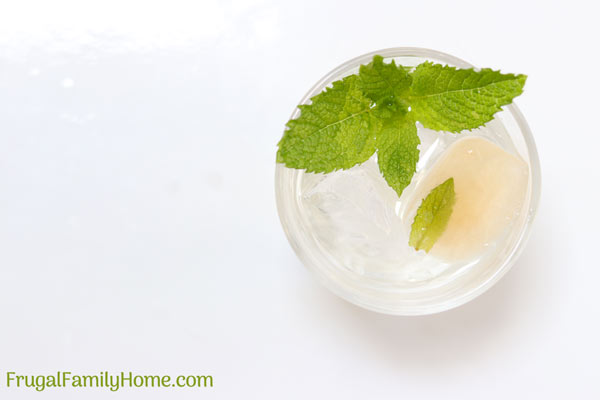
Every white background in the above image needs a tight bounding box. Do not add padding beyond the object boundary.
[0,0,598,398]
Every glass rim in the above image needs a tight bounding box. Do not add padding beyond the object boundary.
[275,47,541,315]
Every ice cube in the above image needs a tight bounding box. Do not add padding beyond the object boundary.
[302,157,401,260]
[405,136,529,261]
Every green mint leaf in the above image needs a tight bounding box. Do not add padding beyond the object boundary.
[277,75,380,173]
[409,177,456,252]
[409,62,527,132]
[358,55,412,104]
[376,114,420,197]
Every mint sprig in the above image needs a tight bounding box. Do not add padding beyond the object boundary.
[277,55,526,197]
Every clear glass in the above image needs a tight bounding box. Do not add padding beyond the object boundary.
[275,47,541,315]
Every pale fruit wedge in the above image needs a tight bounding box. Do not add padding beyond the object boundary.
[407,136,529,261]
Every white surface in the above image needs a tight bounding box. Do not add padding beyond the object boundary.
[0,0,598,398]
